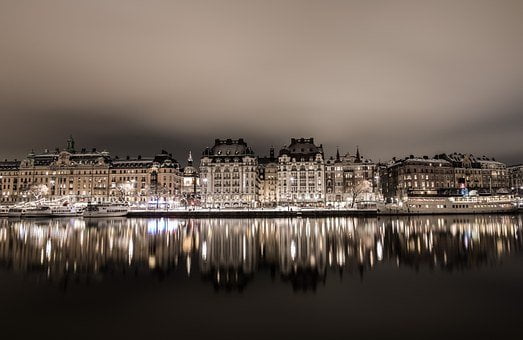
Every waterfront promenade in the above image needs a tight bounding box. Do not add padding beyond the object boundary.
[127,208,378,218]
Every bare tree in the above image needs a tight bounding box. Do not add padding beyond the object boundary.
[348,180,372,208]
[26,184,49,201]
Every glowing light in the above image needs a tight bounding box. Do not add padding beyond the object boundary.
[202,241,207,261]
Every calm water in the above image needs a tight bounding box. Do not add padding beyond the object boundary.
[1,215,522,340]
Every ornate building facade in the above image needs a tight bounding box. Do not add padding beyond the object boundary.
[199,139,259,208]
[325,147,378,207]
[276,138,325,207]
[0,137,182,204]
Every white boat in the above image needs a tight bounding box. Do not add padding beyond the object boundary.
[0,206,9,217]
[378,196,517,215]
[22,205,52,218]
[83,203,129,218]
[50,203,83,217]
[7,206,26,218]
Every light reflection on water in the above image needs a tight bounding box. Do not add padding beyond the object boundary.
[0,215,521,291]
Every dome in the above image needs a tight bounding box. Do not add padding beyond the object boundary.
[208,138,254,157]
[279,138,323,158]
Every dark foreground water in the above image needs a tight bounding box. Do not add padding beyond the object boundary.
[0,215,522,340]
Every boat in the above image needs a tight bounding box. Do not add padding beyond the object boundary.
[378,195,517,215]
[83,203,129,218]
[50,203,83,217]
[22,205,52,218]
[0,206,9,217]
[7,206,26,218]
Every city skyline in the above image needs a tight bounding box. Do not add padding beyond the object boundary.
[1,135,520,166]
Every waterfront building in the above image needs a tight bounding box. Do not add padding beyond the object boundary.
[109,150,181,204]
[181,152,201,205]
[0,160,22,203]
[258,147,278,207]
[199,138,259,208]
[325,147,377,207]
[380,153,510,200]
[435,153,509,193]
[0,137,182,204]
[380,156,454,200]
[277,138,325,207]
[508,164,523,196]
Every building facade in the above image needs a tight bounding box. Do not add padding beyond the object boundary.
[277,138,325,207]
[508,164,523,196]
[380,153,510,200]
[380,156,455,200]
[181,152,201,207]
[325,147,378,207]
[199,139,259,208]
[436,153,509,193]
[0,137,182,205]
[258,147,278,207]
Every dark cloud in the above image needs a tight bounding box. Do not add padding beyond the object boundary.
[0,0,522,165]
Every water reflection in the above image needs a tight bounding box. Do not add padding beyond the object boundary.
[0,216,521,291]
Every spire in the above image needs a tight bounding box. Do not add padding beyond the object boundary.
[188,151,193,165]
[336,146,340,161]
[66,135,75,153]
[356,145,361,162]
[269,146,275,159]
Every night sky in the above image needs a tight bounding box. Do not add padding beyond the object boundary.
[1,0,522,165]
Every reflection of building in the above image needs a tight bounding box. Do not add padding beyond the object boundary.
[200,139,259,208]
[325,147,377,207]
[0,216,521,290]
[277,138,325,207]
[0,137,182,204]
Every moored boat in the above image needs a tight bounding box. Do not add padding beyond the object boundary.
[50,203,83,217]
[22,205,52,218]
[378,195,517,215]
[7,206,26,218]
[83,203,128,218]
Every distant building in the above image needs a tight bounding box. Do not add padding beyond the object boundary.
[380,153,510,200]
[181,151,200,198]
[110,150,181,204]
[199,138,259,208]
[0,137,182,204]
[277,138,325,207]
[508,164,523,196]
[380,156,454,200]
[435,153,509,193]
[325,147,377,207]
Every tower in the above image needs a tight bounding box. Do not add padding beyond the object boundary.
[188,151,193,166]
[66,135,75,153]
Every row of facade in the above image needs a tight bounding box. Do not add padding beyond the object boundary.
[0,136,520,207]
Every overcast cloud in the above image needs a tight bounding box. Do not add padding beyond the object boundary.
[0,0,522,164]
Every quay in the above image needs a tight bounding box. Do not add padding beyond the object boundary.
[127,209,378,218]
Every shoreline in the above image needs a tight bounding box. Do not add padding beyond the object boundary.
[127,209,378,218]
